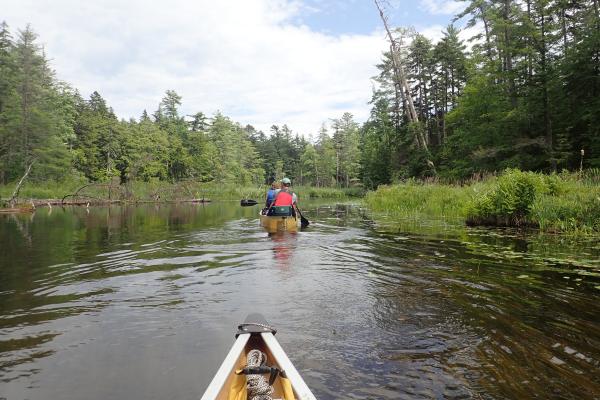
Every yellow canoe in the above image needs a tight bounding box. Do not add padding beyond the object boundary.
[200,314,316,400]
[259,213,299,233]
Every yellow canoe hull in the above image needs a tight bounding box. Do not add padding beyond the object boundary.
[200,314,317,400]
[259,214,299,233]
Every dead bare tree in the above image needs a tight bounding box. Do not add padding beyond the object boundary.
[8,160,35,207]
[374,0,436,173]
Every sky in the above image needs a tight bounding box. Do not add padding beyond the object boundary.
[0,0,467,137]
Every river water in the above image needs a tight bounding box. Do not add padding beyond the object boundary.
[0,202,599,399]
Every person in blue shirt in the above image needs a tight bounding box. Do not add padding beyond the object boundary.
[265,181,278,208]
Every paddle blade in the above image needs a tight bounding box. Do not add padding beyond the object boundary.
[297,209,309,227]
[300,215,309,227]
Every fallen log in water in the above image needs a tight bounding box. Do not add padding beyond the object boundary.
[0,207,35,214]
[0,198,212,212]
[44,199,122,206]
[182,198,211,203]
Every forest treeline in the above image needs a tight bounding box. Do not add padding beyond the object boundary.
[0,22,359,188]
[0,0,598,191]
[364,0,599,185]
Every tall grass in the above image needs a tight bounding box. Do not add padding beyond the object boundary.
[531,178,600,233]
[364,180,481,221]
[365,170,600,234]
[467,169,600,233]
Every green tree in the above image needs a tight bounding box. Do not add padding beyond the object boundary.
[314,125,336,187]
[73,91,122,181]
[207,113,264,184]
[300,143,319,186]
[360,97,392,189]
[124,118,169,181]
[431,25,468,143]
[2,25,73,181]
[0,21,19,183]
[331,113,361,187]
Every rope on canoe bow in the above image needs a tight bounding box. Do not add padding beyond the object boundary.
[246,349,274,400]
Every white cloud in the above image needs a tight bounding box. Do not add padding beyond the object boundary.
[418,22,484,55]
[459,22,485,48]
[419,24,446,43]
[0,0,387,136]
[420,0,465,15]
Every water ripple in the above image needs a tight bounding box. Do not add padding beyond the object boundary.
[0,203,599,399]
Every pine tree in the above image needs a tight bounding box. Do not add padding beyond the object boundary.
[73,91,122,181]
[0,21,18,183]
[315,125,336,187]
[5,25,72,181]
[331,113,361,187]
[432,25,468,143]
[408,34,434,132]
[360,97,392,188]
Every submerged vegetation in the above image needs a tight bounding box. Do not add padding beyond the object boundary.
[365,169,600,234]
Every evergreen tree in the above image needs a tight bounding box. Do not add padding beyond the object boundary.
[360,97,392,189]
[331,113,361,187]
[73,91,122,181]
[0,25,72,181]
[315,125,337,187]
[0,21,18,183]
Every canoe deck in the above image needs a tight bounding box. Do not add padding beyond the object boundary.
[200,315,316,400]
[219,335,289,399]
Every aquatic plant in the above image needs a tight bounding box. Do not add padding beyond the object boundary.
[466,169,542,227]
[467,169,600,232]
[364,180,474,221]
[365,169,600,234]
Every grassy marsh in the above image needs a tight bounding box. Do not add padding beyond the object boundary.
[365,170,600,234]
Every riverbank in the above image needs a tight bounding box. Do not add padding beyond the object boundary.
[364,169,600,234]
[0,180,362,209]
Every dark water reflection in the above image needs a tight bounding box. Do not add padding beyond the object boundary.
[0,202,599,399]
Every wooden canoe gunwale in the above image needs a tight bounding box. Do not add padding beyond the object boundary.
[200,333,250,400]
[260,332,316,400]
[200,329,317,400]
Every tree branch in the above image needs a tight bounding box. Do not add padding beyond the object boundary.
[9,160,35,207]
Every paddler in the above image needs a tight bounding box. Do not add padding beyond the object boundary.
[268,177,298,216]
[265,180,278,208]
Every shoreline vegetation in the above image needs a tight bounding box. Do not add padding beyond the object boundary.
[365,169,600,235]
[3,168,599,236]
[0,180,362,211]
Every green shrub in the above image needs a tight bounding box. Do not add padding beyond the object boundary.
[465,169,600,232]
[541,173,567,196]
[364,169,599,233]
[467,169,542,226]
